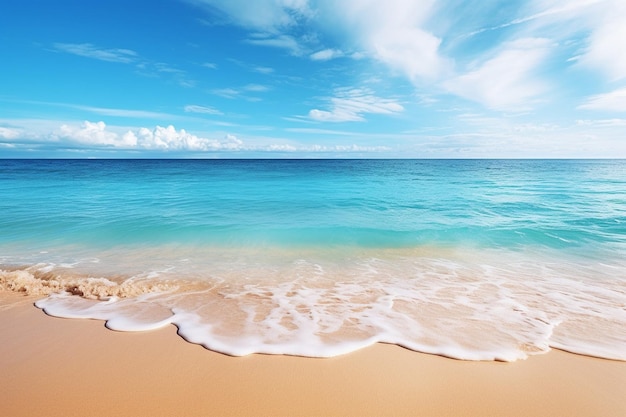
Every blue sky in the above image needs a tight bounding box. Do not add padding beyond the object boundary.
[1,0,626,158]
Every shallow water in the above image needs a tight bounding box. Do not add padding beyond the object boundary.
[1,159,625,360]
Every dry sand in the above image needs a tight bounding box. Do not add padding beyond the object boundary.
[1,292,625,417]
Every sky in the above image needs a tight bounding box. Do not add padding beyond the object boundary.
[1,0,626,158]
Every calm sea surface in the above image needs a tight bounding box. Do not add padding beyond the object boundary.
[1,159,625,360]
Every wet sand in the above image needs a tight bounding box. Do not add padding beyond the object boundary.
[1,293,625,417]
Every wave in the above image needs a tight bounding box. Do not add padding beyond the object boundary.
[2,246,625,362]
[0,265,181,299]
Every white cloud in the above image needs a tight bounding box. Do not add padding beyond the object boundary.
[184,105,223,115]
[308,109,362,123]
[497,0,626,82]
[46,121,244,151]
[444,38,552,111]
[53,43,137,63]
[135,125,243,151]
[372,27,443,81]
[73,105,174,119]
[254,66,275,74]
[211,88,240,98]
[578,87,626,112]
[53,43,197,87]
[0,127,21,140]
[211,84,269,99]
[0,99,177,120]
[2,114,625,157]
[576,118,626,127]
[263,143,298,152]
[317,0,447,81]
[286,127,359,136]
[254,141,391,153]
[464,0,604,38]
[183,0,622,114]
[223,134,244,149]
[243,84,270,92]
[300,143,391,152]
[189,0,447,81]
[58,121,135,147]
[577,0,626,81]
[246,34,304,55]
[151,63,196,88]
[310,48,343,61]
[307,88,404,122]
[187,0,311,33]
[410,113,626,158]
[133,61,195,87]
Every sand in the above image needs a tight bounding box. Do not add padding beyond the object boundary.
[1,292,625,417]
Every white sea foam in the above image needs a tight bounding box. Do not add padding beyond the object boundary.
[3,245,625,361]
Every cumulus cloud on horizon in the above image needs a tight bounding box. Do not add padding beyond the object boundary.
[1,120,398,155]
[54,121,243,151]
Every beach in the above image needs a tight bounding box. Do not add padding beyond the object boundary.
[3,0,626,411]
[2,292,625,417]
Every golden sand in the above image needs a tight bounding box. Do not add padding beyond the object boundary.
[1,293,625,417]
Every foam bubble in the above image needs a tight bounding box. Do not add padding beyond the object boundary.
[2,246,625,362]
[35,294,175,332]
[0,266,179,299]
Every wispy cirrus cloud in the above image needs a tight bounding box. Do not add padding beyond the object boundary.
[285,127,359,136]
[310,48,343,61]
[184,104,223,115]
[73,105,176,119]
[244,84,270,92]
[188,0,311,55]
[53,43,195,87]
[53,43,138,63]
[461,0,603,38]
[150,63,196,88]
[211,84,270,99]
[576,0,626,81]
[246,33,305,55]
[186,0,311,33]
[187,0,448,80]
[469,0,626,83]
[306,87,404,122]
[444,38,552,111]
[576,118,626,127]
[0,98,178,120]
[578,87,626,112]
[211,88,240,99]
[184,0,626,115]
[253,66,275,74]
[227,59,276,74]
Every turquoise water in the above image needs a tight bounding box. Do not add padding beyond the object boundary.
[1,159,625,360]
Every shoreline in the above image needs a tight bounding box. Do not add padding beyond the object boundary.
[1,292,625,417]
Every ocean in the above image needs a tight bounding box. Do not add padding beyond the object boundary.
[1,159,624,361]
